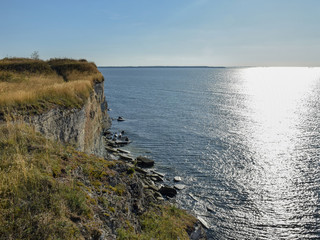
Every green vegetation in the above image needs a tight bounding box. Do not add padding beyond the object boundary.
[0,58,104,118]
[0,122,196,239]
[117,204,196,240]
[0,57,197,239]
[0,122,111,239]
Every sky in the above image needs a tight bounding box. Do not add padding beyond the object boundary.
[0,0,320,66]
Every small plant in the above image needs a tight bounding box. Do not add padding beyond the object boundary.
[30,51,40,60]
[127,167,135,174]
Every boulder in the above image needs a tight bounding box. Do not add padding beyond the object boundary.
[174,176,182,182]
[197,216,209,229]
[136,156,154,168]
[159,186,177,198]
[174,184,186,190]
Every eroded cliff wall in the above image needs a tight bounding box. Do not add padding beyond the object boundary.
[27,81,111,157]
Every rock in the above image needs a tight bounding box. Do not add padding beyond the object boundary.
[207,205,214,213]
[25,81,111,158]
[136,156,155,168]
[151,170,165,177]
[147,185,159,192]
[190,222,207,240]
[115,140,131,145]
[159,186,177,198]
[174,176,182,182]
[117,116,125,121]
[174,184,186,190]
[147,174,163,182]
[118,153,134,162]
[105,146,118,153]
[189,193,200,202]
[108,154,118,160]
[197,216,209,229]
[156,196,165,201]
[106,140,117,147]
[154,191,162,198]
[117,148,131,154]
[134,167,148,175]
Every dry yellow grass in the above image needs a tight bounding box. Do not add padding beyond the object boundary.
[0,58,103,117]
[0,73,93,111]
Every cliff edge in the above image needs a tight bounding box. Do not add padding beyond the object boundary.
[27,80,111,157]
[0,58,111,156]
[0,58,204,240]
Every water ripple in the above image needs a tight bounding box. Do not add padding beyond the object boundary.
[101,67,320,239]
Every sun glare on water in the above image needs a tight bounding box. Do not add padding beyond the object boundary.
[235,67,320,237]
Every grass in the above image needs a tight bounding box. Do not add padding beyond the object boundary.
[0,122,113,239]
[0,58,104,118]
[0,122,197,239]
[117,204,197,240]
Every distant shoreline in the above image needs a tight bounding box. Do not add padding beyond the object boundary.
[99,66,227,68]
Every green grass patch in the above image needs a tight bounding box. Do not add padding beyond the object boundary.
[117,204,197,240]
[0,122,197,239]
[0,122,113,239]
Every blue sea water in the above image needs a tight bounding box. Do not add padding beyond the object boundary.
[99,67,320,239]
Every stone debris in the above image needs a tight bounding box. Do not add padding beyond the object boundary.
[159,186,178,198]
[136,156,155,168]
[174,176,182,182]
[174,184,186,190]
[197,216,210,229]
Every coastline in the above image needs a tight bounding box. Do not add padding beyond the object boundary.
[0,58,206,239]
[104,119,208,239]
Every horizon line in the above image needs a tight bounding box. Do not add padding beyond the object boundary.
[98,65,319,68]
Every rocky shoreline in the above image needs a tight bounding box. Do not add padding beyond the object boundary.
[103,129,207,239]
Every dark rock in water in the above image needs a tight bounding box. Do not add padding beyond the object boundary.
[159,185,177,198]
[174,184,186,190]
[117,116,125,121]
[136,156,155,168]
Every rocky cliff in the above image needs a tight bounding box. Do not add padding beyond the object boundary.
[26,81,111,157]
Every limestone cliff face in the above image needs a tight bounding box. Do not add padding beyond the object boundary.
[27,81,111,157]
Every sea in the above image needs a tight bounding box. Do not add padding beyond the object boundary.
[99,67,320,239]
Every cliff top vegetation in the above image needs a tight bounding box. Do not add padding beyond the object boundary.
[0,58,104,119]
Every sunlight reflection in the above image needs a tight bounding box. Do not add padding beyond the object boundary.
[237,67,320,237]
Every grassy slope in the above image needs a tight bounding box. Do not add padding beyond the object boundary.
[0,123,196,239]
[0,58,104,118]
[0,59,197,239]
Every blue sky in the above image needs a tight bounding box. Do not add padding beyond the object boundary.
[1,0,319,66]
